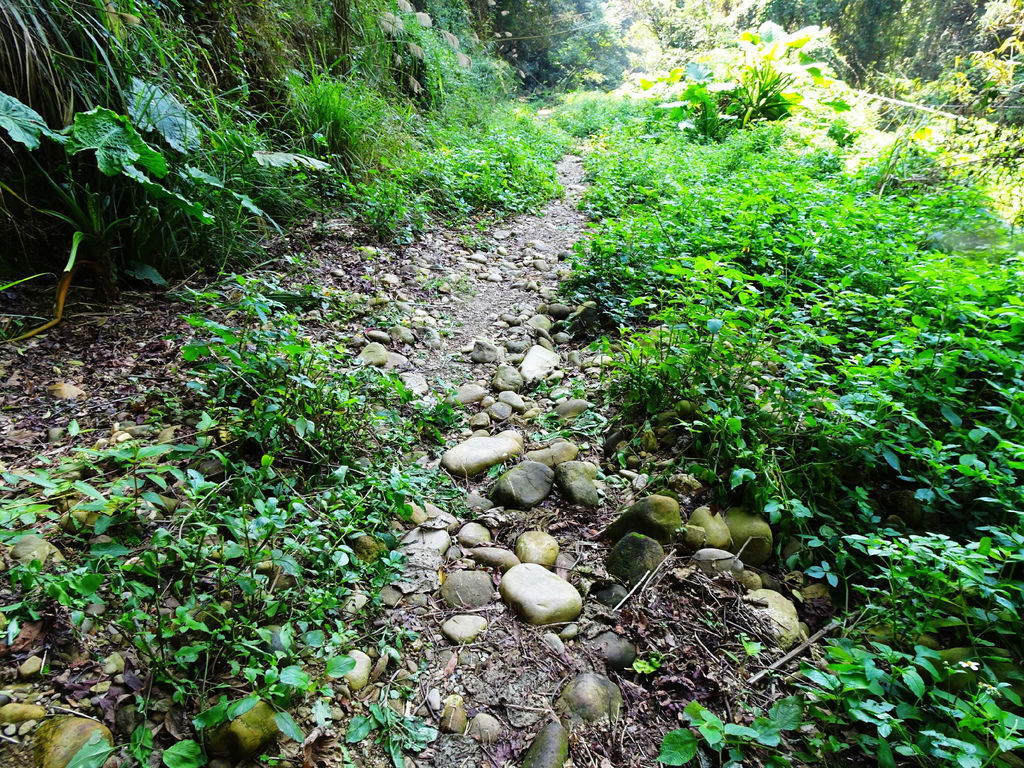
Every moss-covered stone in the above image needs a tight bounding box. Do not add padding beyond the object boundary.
[0,703,45,724]
[724,507,773,565]
[350,534,387,563]
[557,673,623,724]
[606,533,664,586]
[34,717,113,768]
[604,495,681,544]
[521,722,569,768]
[206,699,279,761]
[685,506,732,550]
[490,461,554,509]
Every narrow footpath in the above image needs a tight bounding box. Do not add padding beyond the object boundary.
[341,155,792,768]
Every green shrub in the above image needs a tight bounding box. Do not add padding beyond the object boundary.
[571,107,1024,765]
[551,91,648,138]
[286,72,412,171]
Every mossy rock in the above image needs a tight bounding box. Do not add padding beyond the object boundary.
[746,589,801,648]
[675,399,699,419]
[521,722,569,768]
[557,673,623,724]
[605,495,681,544]
[33,717,113,768]
[206,699,279,761]
[724,507,772,565]
[606,533,664,587]
[683,506,731,550]
[350,534,387,563]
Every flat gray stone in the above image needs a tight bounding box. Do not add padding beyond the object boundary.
[520,346,559,383]
[526,440,579,467]
[499,563,581,625]
[490,461,554,508]
[455,384,488,405]
[555,461,599,507]
[467,547,521,572]
[400,372,429,395]
[498,391,526,413]
[441,614,487,644]
[441,430,524,477]
[555,399,590,419]
[440,570,494,608]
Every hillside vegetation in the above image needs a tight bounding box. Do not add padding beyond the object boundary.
[1,2,1024,768]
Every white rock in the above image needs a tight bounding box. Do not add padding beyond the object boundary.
[499,563,581,625]
[441,430,524,477]
[520,346,559,383]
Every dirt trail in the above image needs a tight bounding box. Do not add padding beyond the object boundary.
[358,149,798,768]
[404,154,588,387]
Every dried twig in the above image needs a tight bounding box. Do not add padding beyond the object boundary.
[748,619,841,685]
[613,554,674,611]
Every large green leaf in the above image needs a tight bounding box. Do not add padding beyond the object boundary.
[657,729,699,765]
[65,731,116,768]
[768,696,804,730]
[274,711,304,743]
[121,165,213,224]
[128,78,201,153]
[161,739,206,768]
[0,90,56,150]
[253,151,330,170]
[326,654,356,678]
[63,108,167,177]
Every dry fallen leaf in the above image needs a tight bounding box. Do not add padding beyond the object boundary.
[4,428,37,446]
[48,382,86,399]
[301,726,338,768]
[443,650,459,677]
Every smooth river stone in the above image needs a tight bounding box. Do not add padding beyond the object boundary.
[520,345,559,383]
[499,563,581,625]
[441,430,524,477]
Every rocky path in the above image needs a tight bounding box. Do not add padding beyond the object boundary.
[346,154,630,768]
[338,156,805,767]
[0,152,811,768]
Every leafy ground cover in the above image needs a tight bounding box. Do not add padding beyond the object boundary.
[0,272,466,764]
[556,58,1024,766]
[0,0,570,346]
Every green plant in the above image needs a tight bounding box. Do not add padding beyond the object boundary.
[798,639,1024,767]
[633,652,666,674]
[658,697,804,766]
[345,692,438,768]
[182,277,457,463]
[564,72,1024,768]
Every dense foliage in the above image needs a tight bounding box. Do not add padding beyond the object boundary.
[0,274,474,763]
[4,1,1024,765]
[629,0,1024,124]
[558,48,1024,764]
[0,0,568,306]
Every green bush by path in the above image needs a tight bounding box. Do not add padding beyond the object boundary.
[559,97,1024,766]
[0,0,567,295]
